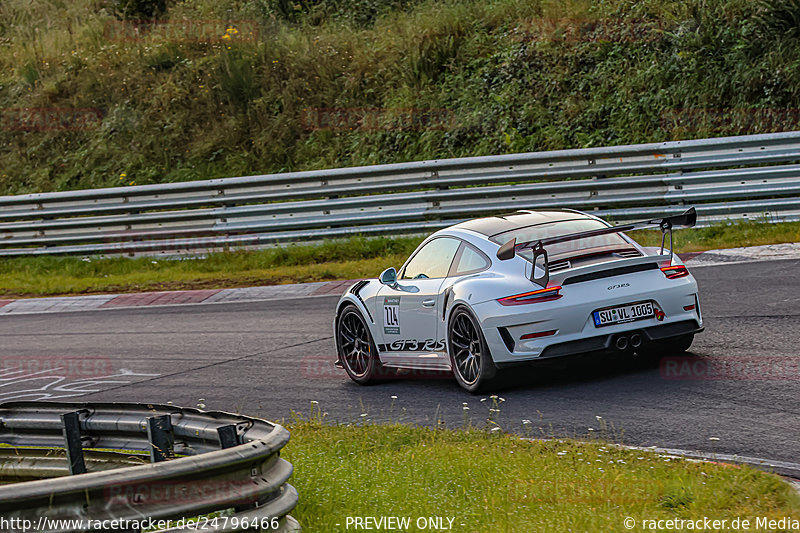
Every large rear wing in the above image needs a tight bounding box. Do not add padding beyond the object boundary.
[496,207,697,287]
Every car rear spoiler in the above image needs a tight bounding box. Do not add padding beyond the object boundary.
[496,207,697,287]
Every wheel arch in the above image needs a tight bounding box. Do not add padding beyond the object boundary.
[444,299,472,329]
[336,294,374,325]
[443,278,492,335]
[334,294,380,355]
[443,299,488,356]
[442,271,506,322]
[445,300,498,386]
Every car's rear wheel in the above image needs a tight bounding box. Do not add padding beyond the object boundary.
[448,307,496,393]
[337,305,383,384]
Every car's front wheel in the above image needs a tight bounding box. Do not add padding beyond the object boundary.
[337,304,384,385]
[448,307,496,393]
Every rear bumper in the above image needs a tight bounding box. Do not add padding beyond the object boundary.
[494,319,703,368]
[472,268,702,363]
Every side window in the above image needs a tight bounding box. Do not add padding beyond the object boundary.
[401,238,461,279]
[452,244,491,276]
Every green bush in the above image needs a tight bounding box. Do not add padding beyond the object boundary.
[111,0,168,20]
[755,0,800,40]
[1,0,800,195]
[272,0,423,26]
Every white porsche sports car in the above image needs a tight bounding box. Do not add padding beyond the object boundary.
[334,208,703,392]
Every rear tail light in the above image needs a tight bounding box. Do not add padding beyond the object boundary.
[661,265,689,279]
[520,330,557,340]
[497,286,562,306]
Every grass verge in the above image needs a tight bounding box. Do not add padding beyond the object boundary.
[0,221,798,298]
[0,235,421,298]
[283,417,800,532]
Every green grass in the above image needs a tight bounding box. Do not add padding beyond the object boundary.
[283,417,800,532]
[2,0,800,195]
[0,235,422,297]
[0,221,798,298]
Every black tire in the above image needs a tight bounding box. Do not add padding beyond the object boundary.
[652,333,695,355]
[336,304,384,385]
[448,306,497,393]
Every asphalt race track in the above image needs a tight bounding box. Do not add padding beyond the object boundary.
[0,258,798,462]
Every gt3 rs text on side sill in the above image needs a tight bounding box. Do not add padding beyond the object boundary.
[334,208,703,393]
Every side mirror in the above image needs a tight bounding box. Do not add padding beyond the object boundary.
[379,267,397,285]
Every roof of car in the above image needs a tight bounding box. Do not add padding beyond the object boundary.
[451,209,596,237]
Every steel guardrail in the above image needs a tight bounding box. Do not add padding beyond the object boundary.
[0,402,300,533]
[1,132,799,256]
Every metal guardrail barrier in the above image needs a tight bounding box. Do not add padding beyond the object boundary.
[0,402,300,532]
[1,131,799,256]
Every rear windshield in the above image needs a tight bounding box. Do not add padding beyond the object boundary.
[490,219,629,261]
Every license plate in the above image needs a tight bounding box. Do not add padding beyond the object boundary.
[593,302,654,327]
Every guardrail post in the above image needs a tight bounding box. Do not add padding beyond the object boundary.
[146,415,174,462]
[220,420,257,514]
[0,403,297,530]
[60,411,86,475]
[217,424,240,449]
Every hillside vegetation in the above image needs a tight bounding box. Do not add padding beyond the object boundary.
[2,0,800,195]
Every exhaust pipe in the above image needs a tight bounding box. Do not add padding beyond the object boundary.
[630,333,643,348]
[615,336,629,351]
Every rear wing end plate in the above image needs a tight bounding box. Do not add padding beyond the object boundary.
[496,207,697,287]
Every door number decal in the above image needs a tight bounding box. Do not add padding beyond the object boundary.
[383,296,400,335]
